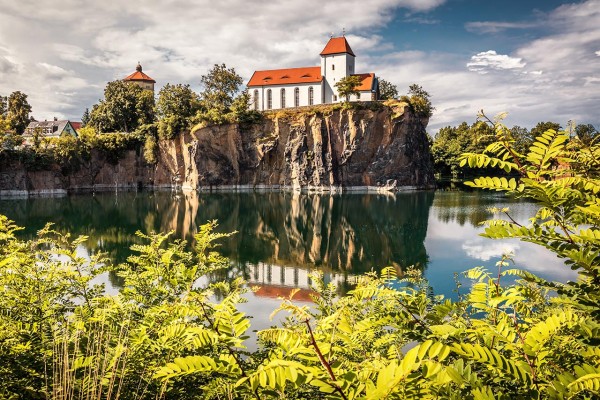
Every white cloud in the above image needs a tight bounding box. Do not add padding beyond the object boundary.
[465,21,537,34]
[0,0,446,120]
[467,50,526,74]
[596,50,600,56]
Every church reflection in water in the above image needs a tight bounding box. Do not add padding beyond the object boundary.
[0,190,434,294]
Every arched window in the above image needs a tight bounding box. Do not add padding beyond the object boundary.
[308,87,314,105]
[253,90,259,110]
[332,64,335,71]
[294,87,299,107]
[267,89,272,110]
[280,88,286,108]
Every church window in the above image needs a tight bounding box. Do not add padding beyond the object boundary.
[294,87,299,107]
[332,64,335,70]
[267,89,272,110]
[281,88,286,108]
[333,95,338,102]
[253,90,259,110]
[308,87,314,105]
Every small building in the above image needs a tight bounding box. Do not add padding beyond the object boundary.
[247,36,378,111]
[123,63,156,92]
[24,119,79,140]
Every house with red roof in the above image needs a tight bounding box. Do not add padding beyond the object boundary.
[124,63,156,93]
[247,36,379,111]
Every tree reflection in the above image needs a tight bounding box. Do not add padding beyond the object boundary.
[0,190,434,292]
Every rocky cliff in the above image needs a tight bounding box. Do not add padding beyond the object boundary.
[0,101,434,195]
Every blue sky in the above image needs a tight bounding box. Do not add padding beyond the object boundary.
[0,0,598,133]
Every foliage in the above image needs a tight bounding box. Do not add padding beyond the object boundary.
[378,78,398,100]
[144,133,158,164]
[6,91,32,134]
[156,84,202,139]
[400,84,434,119]
[573,123,598,146]
[431,121,495,178]
[335,75,362,101]
[200,63,243,116]
[2,110,600,398]
[88,80,156,133]
[460,111,600,318]
[81,107,90,127]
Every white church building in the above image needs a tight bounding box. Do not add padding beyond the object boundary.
[247,36,379,110]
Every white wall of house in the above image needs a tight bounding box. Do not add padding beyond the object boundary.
[321,53,355,103]
[250,83,323,110]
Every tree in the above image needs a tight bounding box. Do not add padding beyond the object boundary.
[157,83,201,120]
[156,83,201,138]
[88,81,155,133]
[200,63,243,114]
[81,108,90,127]
[530,121,561,138]
[335,75,362,101]
[574,123,598,145]
[378,78,398,100]
[7,91,32,134]
[402,84,434,118]
[431,121,494,177]
[509,125,532,155]
[0,95,7,117]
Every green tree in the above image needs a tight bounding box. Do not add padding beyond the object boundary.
[0,95,7,117]
[530,121,561,138]
[81,107,90,127]
[200,63,243,115]
[378,78,398,100]
[88,80,155,133]
[431,121,494,177]
[509,125,532,155]
[574,123,598,145]
[156,83,201,138]
[7,91,32,134]
[402,84,434,118]
[335,75,362,101]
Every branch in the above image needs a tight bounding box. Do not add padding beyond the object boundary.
[304,319,348,400]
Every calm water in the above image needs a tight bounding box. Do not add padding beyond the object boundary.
[0,190,575,332]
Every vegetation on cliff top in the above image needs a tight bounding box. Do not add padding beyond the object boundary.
[0,114,599,398]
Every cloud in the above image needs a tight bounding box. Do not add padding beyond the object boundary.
[596,50,600,56]
[0,56,17,74]
[0,0,447,119]
[467,50,526,74]
[404,16,440,25]
[465,21,537,34]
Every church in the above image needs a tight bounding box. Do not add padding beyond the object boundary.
[247,36,378,111]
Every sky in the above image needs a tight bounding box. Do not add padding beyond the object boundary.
[0,0,598,134]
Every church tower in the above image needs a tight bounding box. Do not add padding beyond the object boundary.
[123,63,156,92]
[320,36,355,103]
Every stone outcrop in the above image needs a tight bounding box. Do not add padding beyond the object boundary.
[0,101,434,195]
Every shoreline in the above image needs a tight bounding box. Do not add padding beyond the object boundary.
[0,183,435,198]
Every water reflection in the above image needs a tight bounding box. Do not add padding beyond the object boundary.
[0,190,574,298]
[0,191,433,289]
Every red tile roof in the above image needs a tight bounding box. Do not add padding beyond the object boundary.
[253,285,316,302]
[70,122,82,131]
[124,64,156,83]
[320,36,355,57]
[247,66,322,87]
[353,73,375,91]
[124,70,156,83]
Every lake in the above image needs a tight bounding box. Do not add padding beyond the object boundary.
[0,190,575,333]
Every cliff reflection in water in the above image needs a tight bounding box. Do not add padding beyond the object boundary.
[0,191,434,289]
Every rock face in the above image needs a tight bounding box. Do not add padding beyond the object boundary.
[166,101,434,190]
[0,101,434,194]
